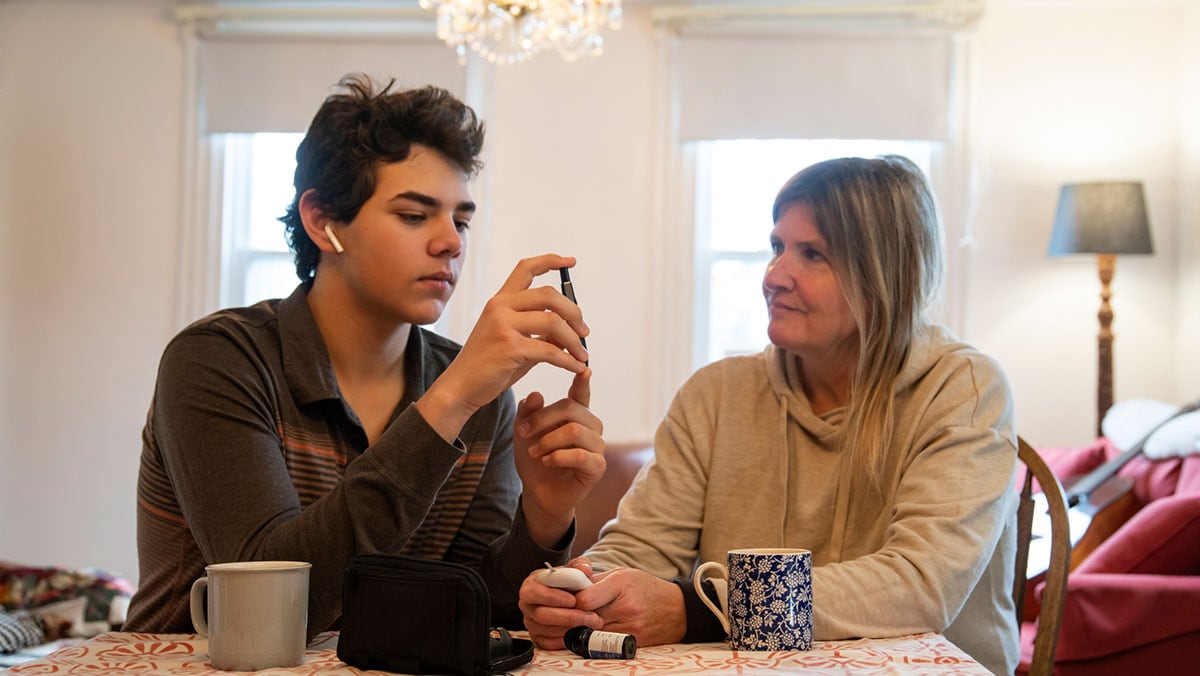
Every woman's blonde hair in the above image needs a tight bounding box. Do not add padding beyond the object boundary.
[772,155,944,489]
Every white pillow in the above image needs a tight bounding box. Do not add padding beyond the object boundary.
[1101,398,1200,460]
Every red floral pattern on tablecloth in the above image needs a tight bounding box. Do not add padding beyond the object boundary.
[5,632,372,675]
[8,631,988,675]
[513,634,989,675]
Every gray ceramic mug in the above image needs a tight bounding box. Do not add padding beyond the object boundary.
[190,561,311,670]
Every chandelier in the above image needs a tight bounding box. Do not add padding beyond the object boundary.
[419,0,622,64]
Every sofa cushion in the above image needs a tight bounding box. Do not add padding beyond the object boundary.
[1075,494,1200,576]
[1038,438,1184,504]
[1044,573,1200,661]
[1121,455,1184,504]
[1175,455,1200,495]
[1035,441,1108,490]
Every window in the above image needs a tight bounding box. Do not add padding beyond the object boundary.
[210,131,454,337]
[694,139,935,369]
[178,30,468,320]
[219,133,305,308]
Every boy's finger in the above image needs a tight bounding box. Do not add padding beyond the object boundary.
[568,368,591,408]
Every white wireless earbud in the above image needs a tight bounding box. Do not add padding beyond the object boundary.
[324,224,345,253]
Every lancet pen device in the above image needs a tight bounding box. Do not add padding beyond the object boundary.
[559,268,588,361]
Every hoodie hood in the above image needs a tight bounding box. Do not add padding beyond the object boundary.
[764,322,968,430]
[761,322,969,558]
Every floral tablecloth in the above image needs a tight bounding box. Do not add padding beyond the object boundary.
[6,630,990,675]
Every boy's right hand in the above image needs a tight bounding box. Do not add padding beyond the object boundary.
[416,253,590,442]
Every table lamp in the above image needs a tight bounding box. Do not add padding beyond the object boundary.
[1048,181,1154,436]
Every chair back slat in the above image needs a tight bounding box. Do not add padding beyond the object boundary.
[1013,471,1035,624]
[1015,437,1072,676]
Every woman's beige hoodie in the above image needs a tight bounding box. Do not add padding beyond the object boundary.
[588,323,1019,674]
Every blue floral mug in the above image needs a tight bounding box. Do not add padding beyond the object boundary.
[693,548,813,651]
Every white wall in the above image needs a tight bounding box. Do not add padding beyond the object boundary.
[1179,2,1200,404]
[1,1,182,580]
[465,9,666,440]
[969,2,1189,444]
[1,0,1196,584]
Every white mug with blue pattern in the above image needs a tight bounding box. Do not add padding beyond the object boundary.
[693,548,813,651]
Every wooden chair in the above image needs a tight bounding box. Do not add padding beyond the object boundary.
[1013,437,1071,676]
[571,441,655,558]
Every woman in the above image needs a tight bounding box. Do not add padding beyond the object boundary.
[519,156,1018,674]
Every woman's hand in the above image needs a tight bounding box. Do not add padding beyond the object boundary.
[575,568,689,648]
[522,563,688,650]
[520,558,604,649]
[416,254,590,442]
[514,369,606,546]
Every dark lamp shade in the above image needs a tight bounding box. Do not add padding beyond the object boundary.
[1048,182,1154,256]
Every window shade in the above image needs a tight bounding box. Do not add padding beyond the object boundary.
[675,33,952,141]
[201,35,466,133]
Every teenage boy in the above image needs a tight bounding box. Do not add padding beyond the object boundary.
[125,75,604,635]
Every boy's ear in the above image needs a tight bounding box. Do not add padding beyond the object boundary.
[298,189,341,254]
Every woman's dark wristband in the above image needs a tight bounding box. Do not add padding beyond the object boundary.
[671,577,727,643]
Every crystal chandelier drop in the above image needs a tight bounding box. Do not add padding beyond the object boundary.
[418,0,622,65]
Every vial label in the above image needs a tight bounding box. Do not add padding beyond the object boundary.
[586,630,630,659]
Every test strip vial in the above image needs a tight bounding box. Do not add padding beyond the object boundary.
[564,626,637,659]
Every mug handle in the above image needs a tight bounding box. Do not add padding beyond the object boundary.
[189,576,209,637]
[693,561,730,635]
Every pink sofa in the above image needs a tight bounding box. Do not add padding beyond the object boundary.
[1017,439,1200,674]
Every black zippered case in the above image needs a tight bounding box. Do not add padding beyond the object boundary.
[337,554,534,675]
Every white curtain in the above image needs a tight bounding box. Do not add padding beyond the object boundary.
[200,35,466,133]
[674,32,953,142]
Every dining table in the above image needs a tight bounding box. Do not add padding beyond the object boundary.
[4,629,990,675]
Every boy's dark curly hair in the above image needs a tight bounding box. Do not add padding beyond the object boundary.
[280,74,485,282]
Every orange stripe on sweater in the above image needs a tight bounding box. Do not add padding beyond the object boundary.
[137,497,188,526]
[280,438,346,463]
